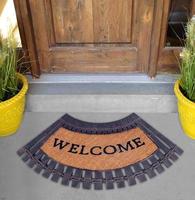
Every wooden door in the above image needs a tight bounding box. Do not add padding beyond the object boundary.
[14,0,156,76]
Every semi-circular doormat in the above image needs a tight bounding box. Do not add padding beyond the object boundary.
[17,113,183,190]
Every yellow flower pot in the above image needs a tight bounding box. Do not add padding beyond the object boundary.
[174,80,195,139]
[0,73,28,137]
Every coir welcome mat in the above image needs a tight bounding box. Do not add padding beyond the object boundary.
[18,113,183,190]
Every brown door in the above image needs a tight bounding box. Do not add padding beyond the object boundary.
[14,0,156,76]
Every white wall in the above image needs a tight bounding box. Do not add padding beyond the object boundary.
[0,0,21,46]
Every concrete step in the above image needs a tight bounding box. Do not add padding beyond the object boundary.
[26,74,179,113]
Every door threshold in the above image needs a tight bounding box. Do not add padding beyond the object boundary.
[27,73,179,84]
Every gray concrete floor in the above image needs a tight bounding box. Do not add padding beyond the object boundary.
[0,112,194,200]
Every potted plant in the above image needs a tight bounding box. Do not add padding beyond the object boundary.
[0,32,28,137]
[174,16,195,139]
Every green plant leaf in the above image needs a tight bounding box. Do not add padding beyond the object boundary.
[179,17,195,102]
[0,30,19,101]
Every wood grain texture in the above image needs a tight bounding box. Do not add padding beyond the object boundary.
[157,47,181,73]
[13,0,40,77]
[16,0,190,75]
[48,47,137,73]
[158,0,171,53]
[51,0,133,44]
[23,0,138,73]
[137,0,155,73]
[44,0,56,46]
[93,0,133,43]
[28,0,51,71]
[131,0,139,45]
[191,0,195,15]
[148,0,164,77]
[51,0,94,43]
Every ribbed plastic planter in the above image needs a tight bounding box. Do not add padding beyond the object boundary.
[174,80,195,139]
[0,73,28,137]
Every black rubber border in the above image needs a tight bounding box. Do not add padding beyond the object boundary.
[17,113,183,190]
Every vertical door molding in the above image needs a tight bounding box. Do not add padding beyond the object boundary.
[148,0,165,77]
[28,0,51,72]
[137,0,155,75]
[192,0,195,15]
[13,0,40,77]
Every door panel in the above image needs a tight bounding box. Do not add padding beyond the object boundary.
[50,46,137,72]
[14,0,155,75]
[92,0,133,43]
[52,0,133,44]
[51,0,94,43]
